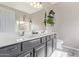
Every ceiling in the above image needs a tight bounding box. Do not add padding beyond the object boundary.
[0,2,57,14]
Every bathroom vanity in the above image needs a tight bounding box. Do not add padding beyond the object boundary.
[0,2,58,57]
[0,33,57,57]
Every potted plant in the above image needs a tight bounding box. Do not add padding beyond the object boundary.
[44,10,55,33]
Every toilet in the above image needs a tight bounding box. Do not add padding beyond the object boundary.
[56,39,64,50]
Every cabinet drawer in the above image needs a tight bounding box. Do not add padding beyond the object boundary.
[0,43,21,57]
[23,38,41,52]
[18,49,33,57]
[41,36,51,43]
[34,44,46,57]
[50,35,54,39]
[19,52,32,57]
[41,36,47,43]
[47,35,51,41]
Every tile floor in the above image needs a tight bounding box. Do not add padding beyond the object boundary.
[50,39,79,57]
[50,39,68,57]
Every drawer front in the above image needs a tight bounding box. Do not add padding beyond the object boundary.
[42,35,51,43]
[34,44,46,57]
[18,49,33,57]
[0,43,21,57]
[47,35,51,41]
[41,36,47,43]
[54,34,57,39]
[19,52,31,57]
[23,38,41,52]
[50,35,54,40]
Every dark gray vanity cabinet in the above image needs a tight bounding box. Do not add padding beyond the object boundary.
[20,38,41,57]
[18,49,33,57]
[47,39,53,57]
[0,34,56,57]
[50,35,55,51]
[33,35,55,57]
[0,43,21,57]
[41,36,47,43]
[47,35,51,41]
[34,43,46,57]
[52,34,57,51]
[22,38,41,52]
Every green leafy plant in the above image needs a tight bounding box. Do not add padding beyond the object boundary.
[43,10,55,26]
[47,10,55,26]
[47,17,54,26]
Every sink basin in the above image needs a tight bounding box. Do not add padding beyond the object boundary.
[16,36,24,42]
[16,32,47,42]
[24,33,37,38]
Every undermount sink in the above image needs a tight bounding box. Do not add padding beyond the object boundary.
[16,32,47,42]
[16,36,24,42]
[24,34,37,38]
[16,33,38,42]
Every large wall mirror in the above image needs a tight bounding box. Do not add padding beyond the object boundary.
[16,14,31,37]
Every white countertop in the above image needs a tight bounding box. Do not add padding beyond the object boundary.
[0,32,56,48]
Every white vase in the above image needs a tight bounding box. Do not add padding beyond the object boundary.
[46,24,54,33]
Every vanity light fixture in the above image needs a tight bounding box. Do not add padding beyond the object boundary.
[30,2,43,8]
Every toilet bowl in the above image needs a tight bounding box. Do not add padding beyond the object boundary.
[57,39,64,50]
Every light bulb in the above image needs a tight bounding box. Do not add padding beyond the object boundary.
[34,5,37,8]
[37,3,40,8]
[17,21,19,25]
[33,2,36,5]
[30,3,33,6]
[20,21,25,24]
[30,2,43,8]
[40,4,42,8]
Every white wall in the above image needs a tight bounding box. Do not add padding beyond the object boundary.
[53,2,79,47]
[0,6,16,33]
[31,3,53,31]
[0,4,30,35]
[0,6,17,39]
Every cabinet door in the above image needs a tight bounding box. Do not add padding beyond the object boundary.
[34,44,46,57]
[47,39,53,57]
[41,36,47,43]
[50,34,57,51]
[53,34,57,50]
[46,35,51,41]
[0,43,21,57]
[18,50,33,57]
[23,39,40,52]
